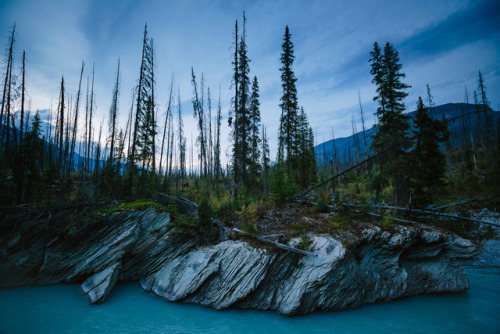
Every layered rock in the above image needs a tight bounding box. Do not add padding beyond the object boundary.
[0,208,478,314]
[81,262,121,304]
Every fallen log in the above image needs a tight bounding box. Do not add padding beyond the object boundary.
[231,228,316,257]
[344,203,500,228]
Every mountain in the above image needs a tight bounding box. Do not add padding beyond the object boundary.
[315,103,500,166]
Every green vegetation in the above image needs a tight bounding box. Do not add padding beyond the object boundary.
[97,199,168,214]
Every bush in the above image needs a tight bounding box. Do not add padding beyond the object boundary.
[381,215,394,230]
[330,213,350,229]
[238,202,258,233]
[269,162,299,205]
[297,234,311,250]
[170,214,200,236]
[316,191,331,213]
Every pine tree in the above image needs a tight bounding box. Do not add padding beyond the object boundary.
[278,25,299,168]
[131,24,151,172]
[230,19,239,197]
[296,107,316,188]
[248,76,261,183]
[191,68,206,177]
[369,42,411,202]
[237,13,251,186]
[262,126,270,196]
[214,88,222,180]
[410,97,449,208]
[24,111,43,202]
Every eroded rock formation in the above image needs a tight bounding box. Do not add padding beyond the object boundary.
[0,208,477,315]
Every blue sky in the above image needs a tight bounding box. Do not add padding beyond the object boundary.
[1,0,499,163]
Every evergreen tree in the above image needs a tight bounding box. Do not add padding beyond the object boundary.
[262,126,270,196]
[23,111,43,202]
[296,107,316,188]
[369,42,411,202]
[230,18,240,197]
[214,88,222,180]
[278,25,299,167]
[410,97,449,208]
[131,24,155,176]
[248,76,261,182]
[191,68,206,177]
[236,13,251,186]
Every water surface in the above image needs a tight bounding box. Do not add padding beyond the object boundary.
[0,267,499,333]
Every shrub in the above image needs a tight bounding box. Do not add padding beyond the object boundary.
[381,215,394,230]
[297,234,311,250]
[238,202,258,233]
[170,214,200,236]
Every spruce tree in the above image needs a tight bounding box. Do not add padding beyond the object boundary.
[410,97,449,208]
[237,13,251,186]
[24,111,43,202]
[369,42,411,202]
[231,19,239,197]
[262,126,270,196]
[248,76,261,183]
[214,88,222,180]
[278,25,299,167]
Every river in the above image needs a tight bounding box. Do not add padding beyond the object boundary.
[0,267,499,333]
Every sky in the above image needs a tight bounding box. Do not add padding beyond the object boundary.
[0,0,499,165]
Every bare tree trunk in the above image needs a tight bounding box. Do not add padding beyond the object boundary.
[160,77,173,177]
[58,77,65,169]
[87,65,95,174]
[131,24,148,172]
[0,24,15,144]
[69,61,84,173]
[108,59,120,163]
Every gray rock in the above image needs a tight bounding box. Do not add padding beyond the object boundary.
[469,240,500,266]
[0,208,480,315]
[81,262,121,304]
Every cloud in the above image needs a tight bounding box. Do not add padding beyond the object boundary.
[0,0,498,164]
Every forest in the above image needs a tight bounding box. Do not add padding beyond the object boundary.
[0,15,499,244]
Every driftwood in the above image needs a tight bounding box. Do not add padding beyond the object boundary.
[344,203,500,228]
[376,204,499,227]
[430,199,473,210]
[231,228,316,257]
[344,205,424,227]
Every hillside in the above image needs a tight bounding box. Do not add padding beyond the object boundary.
[316,103,500,166]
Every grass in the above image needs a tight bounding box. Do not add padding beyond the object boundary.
[97,198,168,214]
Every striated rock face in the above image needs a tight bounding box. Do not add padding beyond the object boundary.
[82,262,121,304]
[0,208,478,315]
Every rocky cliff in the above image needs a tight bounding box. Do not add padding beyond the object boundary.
[0,208,478,315]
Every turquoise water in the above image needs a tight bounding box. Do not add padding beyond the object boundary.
[0,267,499,334]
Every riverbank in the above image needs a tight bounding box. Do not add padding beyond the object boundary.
[0,207,479,315]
